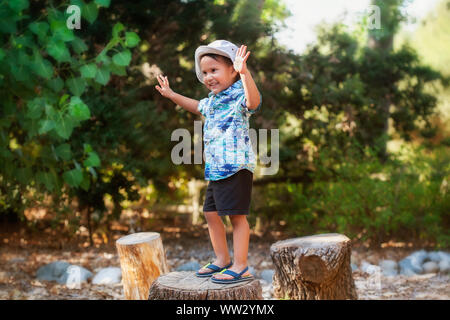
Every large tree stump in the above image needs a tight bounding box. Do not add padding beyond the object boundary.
[270,233,357,300]
[148,271,263,300]
[116,232,169,300]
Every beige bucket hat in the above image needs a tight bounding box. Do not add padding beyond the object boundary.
[194,39,239,84]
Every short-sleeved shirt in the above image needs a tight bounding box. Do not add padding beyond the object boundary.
[197,79,262,181]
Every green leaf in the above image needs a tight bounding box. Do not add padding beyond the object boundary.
[112,50,131,66]
[54,112,74,140]
[48,77,64,92]
[80,172,91,191]
[96,53,111,65]
[63,168,83,187]
[88,167,97,179]
[84,151,100,167]
[125,32,140,48]
[0,16,17,34]
[0,49,5,62]
[66,77,86,96]
[29,22,49,40]
[10,62,29,82]
[26,98,45,119]
[50,20,75,42]
[112,23,124,38]
[15,33,34,49]
[47,39,71,62]
[95,0,110,7]
[37,171,55,191]
[45,104,57,118]
[95,68,110,85]
[110,63,126,76]
[59,94,70,106]
[83,2,99,24]
[73,160,82,171]
[32,56,53,79]
[55,143,72,160]
[83,143,93,153]
[69,97,90,121]
[7,0,29,12]
[38,119,55,134]
[71,38,88,54]
[80,64,97,78]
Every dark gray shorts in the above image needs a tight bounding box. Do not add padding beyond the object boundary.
[203,169,253,216]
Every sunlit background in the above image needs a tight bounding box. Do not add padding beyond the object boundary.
[276,0,442,54]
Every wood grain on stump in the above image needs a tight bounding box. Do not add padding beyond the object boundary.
[270,233,357,300]
[116,232,169,300]
[148,271,263,300]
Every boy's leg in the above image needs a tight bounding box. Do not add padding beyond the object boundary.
[197,211,231,274]
[212,214,251,279]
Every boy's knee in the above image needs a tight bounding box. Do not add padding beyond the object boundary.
[204,211,219,222]
[229,214,248,226]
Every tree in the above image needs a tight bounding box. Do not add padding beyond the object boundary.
[271,4,445,183]
[0,0,292,242]
[0,0,140,240]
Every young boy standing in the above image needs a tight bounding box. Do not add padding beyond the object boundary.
[155,40,262,283]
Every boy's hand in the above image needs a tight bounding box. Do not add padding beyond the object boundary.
[155,74,174,98]
[233,45,251,74]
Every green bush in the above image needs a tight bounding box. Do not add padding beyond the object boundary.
[253,143,450,248]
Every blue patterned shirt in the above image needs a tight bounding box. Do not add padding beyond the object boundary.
[198,79,262,181]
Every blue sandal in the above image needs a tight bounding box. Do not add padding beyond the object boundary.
[210,266,253,284]
[195,261,233,278]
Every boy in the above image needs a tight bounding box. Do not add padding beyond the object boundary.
[155,40,262,283]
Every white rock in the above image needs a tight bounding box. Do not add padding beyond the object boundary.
[439,260,450,273]
[92,267,122,285]
[379,260,398,276]
[379,259,398,271]
[427,251,450,263]
[260,269,274,283]
[398,251,427,275]
[360,261,371,273]
[360,261,380,275]
[427,251,442,263]
[409,250,428,265]
[422,261,439,274]
[382,269,398,277]
[175,261,201,272]
[58,265,93,287]
[36,261,71,282]
[400,268,417,277]
[438,252,450,263]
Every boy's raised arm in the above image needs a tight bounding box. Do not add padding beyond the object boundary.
[155,74,201,116]
[240,70,261,110]
[169,91,201,116]
[233,45,261,110]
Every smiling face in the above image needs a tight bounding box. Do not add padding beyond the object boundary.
[200,54,239,94]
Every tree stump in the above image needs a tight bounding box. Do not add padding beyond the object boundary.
[270,233,358,300]
[148,271,263,300]
[116,232,169,300]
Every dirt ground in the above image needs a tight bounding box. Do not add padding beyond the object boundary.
[0,221,448,300]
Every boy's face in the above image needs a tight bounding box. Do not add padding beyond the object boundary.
[200,55,238,94]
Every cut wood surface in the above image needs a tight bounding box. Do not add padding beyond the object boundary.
[148,271,263,300]
[116,232,169,300]
[270,233,358,300]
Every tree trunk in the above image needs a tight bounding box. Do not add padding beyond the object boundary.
[116,232,169,300]
[85,207,94,247]
[368,0,395,162]
[148,271,262,300]
[270,233,358,300]
[188,178,206,225]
